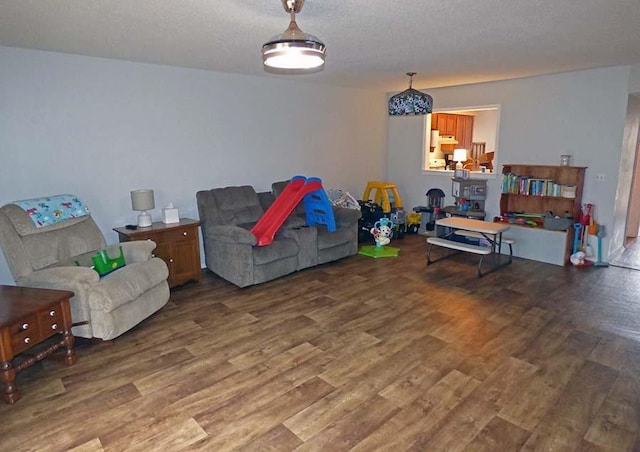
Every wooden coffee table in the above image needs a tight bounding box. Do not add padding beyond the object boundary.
[0,285,77,404]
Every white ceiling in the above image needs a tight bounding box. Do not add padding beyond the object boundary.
[2,0,640,92]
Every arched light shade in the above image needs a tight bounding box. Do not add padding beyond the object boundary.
[388,72,433,116]
[262,0,326,74]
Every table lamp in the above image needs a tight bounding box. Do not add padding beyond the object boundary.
[453,148,468,169]
[130,189,155,228]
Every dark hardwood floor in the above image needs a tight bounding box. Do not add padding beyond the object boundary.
[611,237,640,271]
[1,234,639,451]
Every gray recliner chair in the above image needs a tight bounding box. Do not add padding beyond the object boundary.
[196,186,302,288]
[0,201,170,340]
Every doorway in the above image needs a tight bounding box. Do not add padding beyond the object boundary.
[610,94,640,269]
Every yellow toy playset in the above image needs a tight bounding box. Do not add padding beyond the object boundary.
[362,181,403,213]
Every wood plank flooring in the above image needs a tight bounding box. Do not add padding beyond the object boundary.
[611,237,640,271]
[1,234,640,451]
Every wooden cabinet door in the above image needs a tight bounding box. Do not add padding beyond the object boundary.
[456,115,474,150]
[166,237,201,288]
[431,113,457,136]
[443,114,457,135]
[152,241,171,265]
[465,116,474,150]
[430,114,440,132]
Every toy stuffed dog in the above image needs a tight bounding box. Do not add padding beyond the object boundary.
[370,218,394,247]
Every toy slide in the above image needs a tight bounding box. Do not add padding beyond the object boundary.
[251,176,335,246]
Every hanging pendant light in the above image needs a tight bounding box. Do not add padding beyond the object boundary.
[388,72,433,116]
[262,0,326,74]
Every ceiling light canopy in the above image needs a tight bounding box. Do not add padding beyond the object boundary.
[262,0,326,74]
[388,72,433,116]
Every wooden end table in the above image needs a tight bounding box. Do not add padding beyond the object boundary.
[0,285,77,404]
[113,218,201,288]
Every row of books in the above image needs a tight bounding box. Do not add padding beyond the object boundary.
[501,173,564,197]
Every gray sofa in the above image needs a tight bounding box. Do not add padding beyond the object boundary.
[196,182,361,287]
[0,202,170,340]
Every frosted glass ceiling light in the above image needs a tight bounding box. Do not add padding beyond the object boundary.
[389,72,433,116]
[262,0,326,74]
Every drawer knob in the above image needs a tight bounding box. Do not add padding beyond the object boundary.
[24,337,30,344]
[169,258,174,263]
[51,323,58,330]
[183,232,188,236]
[21,323,29,330]
[49,310,56,316]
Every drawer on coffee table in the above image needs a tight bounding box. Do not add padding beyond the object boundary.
[10,314,41,354]
[38,306,64,334]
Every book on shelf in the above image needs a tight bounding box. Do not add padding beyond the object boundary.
[502,173,562,196]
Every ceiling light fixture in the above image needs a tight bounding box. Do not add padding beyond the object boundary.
[388,72,433,116]
[262,0,326,74]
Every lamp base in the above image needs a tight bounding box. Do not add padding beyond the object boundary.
[137,212,152,228]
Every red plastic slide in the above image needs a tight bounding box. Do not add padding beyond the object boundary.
[251,176,322,246]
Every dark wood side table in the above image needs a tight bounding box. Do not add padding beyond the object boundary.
[0,285,77,404]
[114,218,201,288]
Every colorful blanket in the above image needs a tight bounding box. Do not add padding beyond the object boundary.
[13,194,90,228]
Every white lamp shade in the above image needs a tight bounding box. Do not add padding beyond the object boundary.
[453,148,468,163]
[131,189,155,227]
[130,189,155,211]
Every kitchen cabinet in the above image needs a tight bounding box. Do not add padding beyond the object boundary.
[431,113,457,136]
[456,115,474,151]
[431,113,474,150]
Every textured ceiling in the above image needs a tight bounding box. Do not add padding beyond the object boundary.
[1,0,640,92]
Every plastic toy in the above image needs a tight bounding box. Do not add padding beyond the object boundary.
[389,208,406,238]
[251,175,335,246]
[362,181,403,213]
[413,188,445,235]
[358,217,400,258]
[594,225,609,267]
[370,218,394,248]
[406,212,421,234]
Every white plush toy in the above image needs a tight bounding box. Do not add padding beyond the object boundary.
[569,251,586,266]
[370,218,394,248]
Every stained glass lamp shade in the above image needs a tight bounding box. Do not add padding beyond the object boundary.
[388,72,433,116]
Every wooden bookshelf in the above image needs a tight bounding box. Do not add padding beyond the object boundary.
[500,164,587,265]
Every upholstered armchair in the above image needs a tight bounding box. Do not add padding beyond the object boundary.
[0,199,170,340]
[196,186,302,288]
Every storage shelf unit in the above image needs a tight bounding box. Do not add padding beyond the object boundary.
[500,164,586,265]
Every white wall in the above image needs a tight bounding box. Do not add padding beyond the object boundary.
[0,46,387,284]
[471,110,497,151]
[387,66,631,261]
[629,64,640,93]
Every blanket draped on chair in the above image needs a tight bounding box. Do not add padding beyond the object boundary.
[13,194,90,228]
